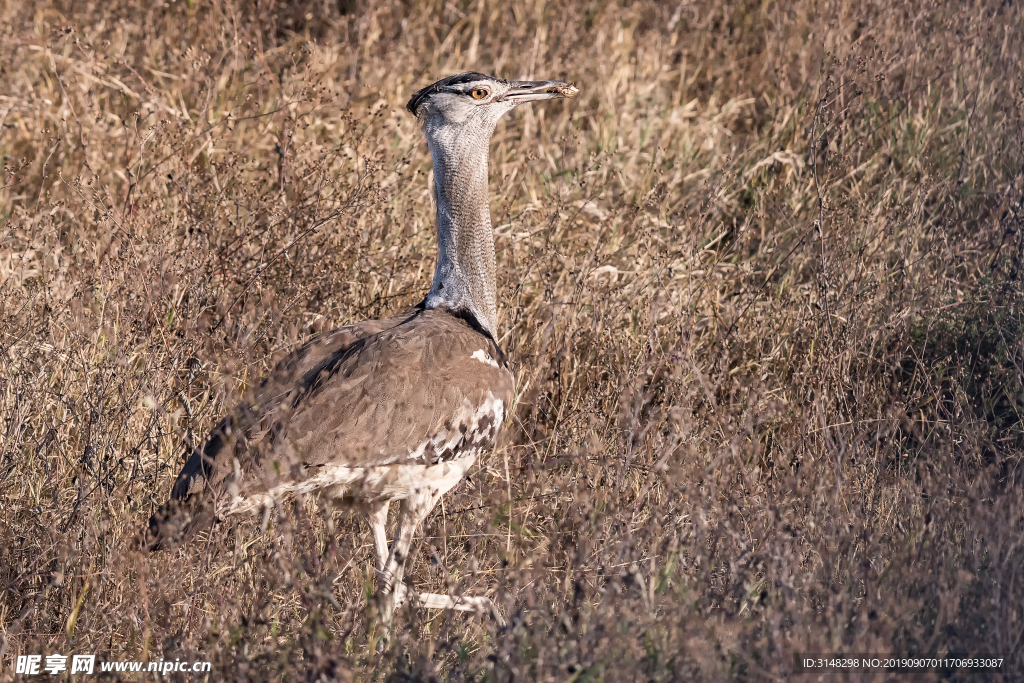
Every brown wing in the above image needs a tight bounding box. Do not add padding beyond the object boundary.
[146,307,513,548]
[166,304,423,496]
[250,304,425,408]
[282,308,512,468]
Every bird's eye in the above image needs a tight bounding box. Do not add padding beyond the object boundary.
[470,88,489,100]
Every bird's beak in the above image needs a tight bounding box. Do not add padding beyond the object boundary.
[499,80,580,103]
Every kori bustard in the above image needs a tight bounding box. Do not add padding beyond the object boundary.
[146,72,579,622]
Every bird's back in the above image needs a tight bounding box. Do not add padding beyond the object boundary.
[147,306,513,547]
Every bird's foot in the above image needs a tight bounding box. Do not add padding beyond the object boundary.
[404,591,506,626]
[378,581,505,626]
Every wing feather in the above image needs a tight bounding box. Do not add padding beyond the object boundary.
[146,307,513,548]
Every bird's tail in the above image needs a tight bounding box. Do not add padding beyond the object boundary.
[143,497,216,551]
[141,417,236,551]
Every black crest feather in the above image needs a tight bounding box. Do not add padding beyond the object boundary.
[406,72,504,115]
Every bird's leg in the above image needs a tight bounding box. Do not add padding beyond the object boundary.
[376,489,505,625]
[378,489,435,622]
[407,489,506,625]
[366,499,391,591]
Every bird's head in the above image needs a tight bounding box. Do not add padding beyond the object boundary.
[407,71,578,130]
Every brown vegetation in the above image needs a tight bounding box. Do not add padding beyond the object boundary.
[2,0,1023,679]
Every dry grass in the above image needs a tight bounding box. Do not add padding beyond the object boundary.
[2,0,1024,680]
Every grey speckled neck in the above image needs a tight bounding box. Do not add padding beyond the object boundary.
[422,114,500,338]
[413,73,578,338]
